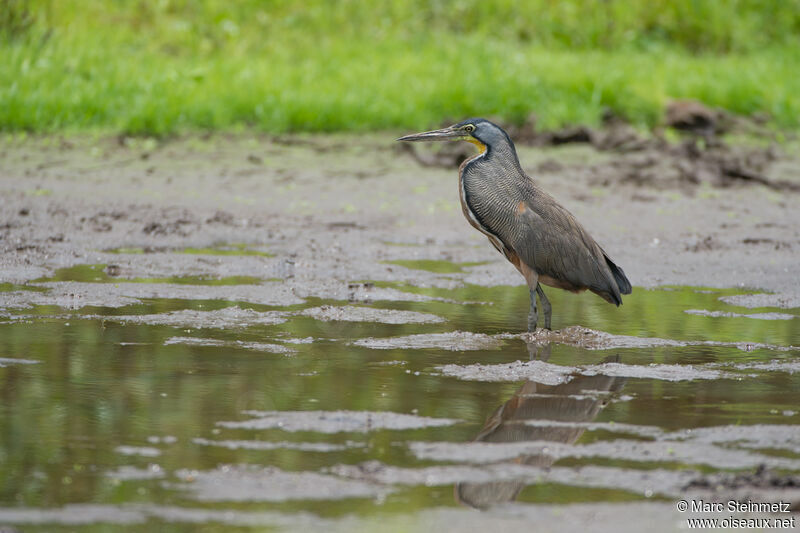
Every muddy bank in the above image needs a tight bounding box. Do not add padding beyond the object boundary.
[1,132,799,310]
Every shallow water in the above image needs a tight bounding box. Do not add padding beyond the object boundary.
[36,264,264,285]
[105,243,273,257]
[0,270,799,531]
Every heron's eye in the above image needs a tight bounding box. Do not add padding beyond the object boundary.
[464,124,475,133]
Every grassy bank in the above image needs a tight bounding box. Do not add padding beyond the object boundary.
[2,0,800,135]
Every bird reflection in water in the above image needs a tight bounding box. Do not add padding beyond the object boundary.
[455,343,626,509]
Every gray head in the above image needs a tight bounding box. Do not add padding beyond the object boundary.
[397,118,517,157]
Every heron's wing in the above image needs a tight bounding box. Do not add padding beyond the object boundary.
[506,192,624,304]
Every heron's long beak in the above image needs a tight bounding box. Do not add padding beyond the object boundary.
[396,126,464,142]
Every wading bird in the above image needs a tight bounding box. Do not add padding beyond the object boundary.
[398,119,631,332]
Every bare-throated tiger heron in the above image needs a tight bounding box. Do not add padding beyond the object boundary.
[398,118,632,332]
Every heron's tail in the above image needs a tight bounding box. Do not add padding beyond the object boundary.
[605,257,632,296]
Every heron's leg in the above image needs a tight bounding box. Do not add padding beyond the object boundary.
[536,284,552,330]
[527,288,538,332]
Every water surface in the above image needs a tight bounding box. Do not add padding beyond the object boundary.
[0,272,798,531]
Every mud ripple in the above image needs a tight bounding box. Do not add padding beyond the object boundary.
[523,326,796,352]
[716,359,800,375]
[667,424,800,455]
[13,281,304,309]
[0,357,39,367]
[408,439,800,470]
[105,465,165,481]
[438,360,573,385]
[0,287,140,310]
[300,305,445,324]
[172,465,390,502]
[163,337,296,354]
[580,362,733,381]
[522,326,798,352]
[519,420,665,439]
[330,461,694,497]
[0,502,678,531]
[114,446,162,457]
[0,504,146,525]
[685,309,796,320]
[96,306,288,328]
[720,293,798,309]
[0,504,318,528]
[291,281,443,304]
[192,437,363,452]
[281,336,315,344]
[217,410,459,433]
[437,360,736,384]
[353,331,502,351]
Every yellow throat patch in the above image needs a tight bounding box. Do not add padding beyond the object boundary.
[466,137,487,154]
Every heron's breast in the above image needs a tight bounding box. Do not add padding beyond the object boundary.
[458,166,524,269]
[458,167,494,238]
[459,164,522,236]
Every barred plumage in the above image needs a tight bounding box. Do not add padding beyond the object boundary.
[399,118,632,331]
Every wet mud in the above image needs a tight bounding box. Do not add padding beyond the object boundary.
[685,309,796,320]
[353,331,503,351]
[192,438,363,452]
[0,357,39,367]
[171,465,390,502]
[435,358,741,384]
[300,305,445,324]
[522,325,799,352]
[100,306,289,328]
[216,410,460,433]
[163,336,296,354]
[1,133,799,532]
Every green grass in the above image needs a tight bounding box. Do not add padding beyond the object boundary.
[2,0,800,135]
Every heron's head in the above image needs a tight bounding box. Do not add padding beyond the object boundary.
[397,118,510,155]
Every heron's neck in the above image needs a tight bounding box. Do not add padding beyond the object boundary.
[461,137,521,173]
[489,137,521,169]
[474,137,522,176]
[461,138,525,206]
